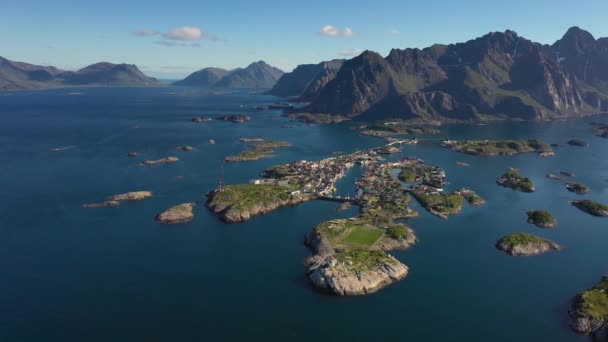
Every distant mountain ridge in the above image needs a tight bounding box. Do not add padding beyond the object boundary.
[294,26,608,123]
[0,57,159,91]
[174,61,284,89]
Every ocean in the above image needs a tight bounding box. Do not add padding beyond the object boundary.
[0,87,606,341]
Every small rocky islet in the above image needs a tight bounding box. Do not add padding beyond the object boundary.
[571,200,608,217]
[155,202,196,224]
[82,191,153,208]
[140,156,179,166]
[567,139,588,147]
[495,233,560,256]
[566,182,590,194]
[216,114,251,123]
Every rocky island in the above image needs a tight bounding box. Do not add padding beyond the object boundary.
[570,276,608,336]
[571,200,608,217]
[176,145,194,151]
[526,210,558,228]
[358,122,439,138]
[216,114,251,123]
[496,233,560,256]
[497,169,536,192]
[82,191,152,208]
[567,139,588,147]
[155,202,196,224]
[567,182,590,194]
[140,156,179,166]
[207,184,316,223]
[191,116,212,123]
[591,122,608,138]
[442,139,552,156]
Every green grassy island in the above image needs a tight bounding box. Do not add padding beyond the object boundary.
[496,233,560,256]
[571,200,608,217]
[410,192,465,219]
[359,122,439,138]
[497,169,536,192]
[206,184,314,222]
[442,139,552,156]
[527,210,558,228]
[225,140,290,162]
[570,276,608,335]
[567,182,590,194]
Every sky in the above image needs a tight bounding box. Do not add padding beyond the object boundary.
[1,0,608,79]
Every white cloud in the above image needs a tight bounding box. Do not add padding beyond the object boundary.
[339,48,364,57]
[163,26,204,41]
[386,29,401,35]
[133,29,160,37]
[320,25,355,37]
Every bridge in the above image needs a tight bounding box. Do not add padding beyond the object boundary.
[317,195,361,205]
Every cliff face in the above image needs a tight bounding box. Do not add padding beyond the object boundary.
[267,59,344,100]
[0,57,159,90]
[301,27,608,122]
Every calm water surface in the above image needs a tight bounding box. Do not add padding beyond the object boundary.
[0,87,606,341]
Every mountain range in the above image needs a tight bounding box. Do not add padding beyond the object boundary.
[267,59,343,101]
[174,61,284,88]
[276,26,608,123]
[0,57,159,91]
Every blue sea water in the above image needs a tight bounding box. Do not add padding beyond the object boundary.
[0,87,606,341]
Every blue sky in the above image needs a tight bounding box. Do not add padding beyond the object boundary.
[1,0,608,78]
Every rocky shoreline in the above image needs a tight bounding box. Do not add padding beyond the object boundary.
[303,220,415,296]
[570,276,608,336]
[155,202,196,224]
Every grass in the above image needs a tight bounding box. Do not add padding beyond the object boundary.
[225,147,275,161]
[498,169,535,192]
[385,225,413,240]
[574,276,608,321]
[340,226,384,249]
[447,139,551,156]
[497,233,544,249]
[527,210,557,227]
[209,184,290,211]
[572,200,608,217]
[414,192,464,213]
[251,140,290,148]
[398,168,418,182]
[334,249,395,272]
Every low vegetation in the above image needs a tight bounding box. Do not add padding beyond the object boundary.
[497,169,536,192]
[572,200,608,217]
[444,139,552,156]
[208,184,290,211]
[527,210,558,228]
[572,276,608,324]
[225,140,290,162]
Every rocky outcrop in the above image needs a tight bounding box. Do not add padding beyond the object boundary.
[155,202,196,224]
[140,156,179,165]
[306,254,408,296]
[572,200,608,217]
[81,200,120,208]
[216,114,251,123]
[109,191,153,201]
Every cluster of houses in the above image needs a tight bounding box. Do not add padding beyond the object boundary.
[250,150,383,196]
